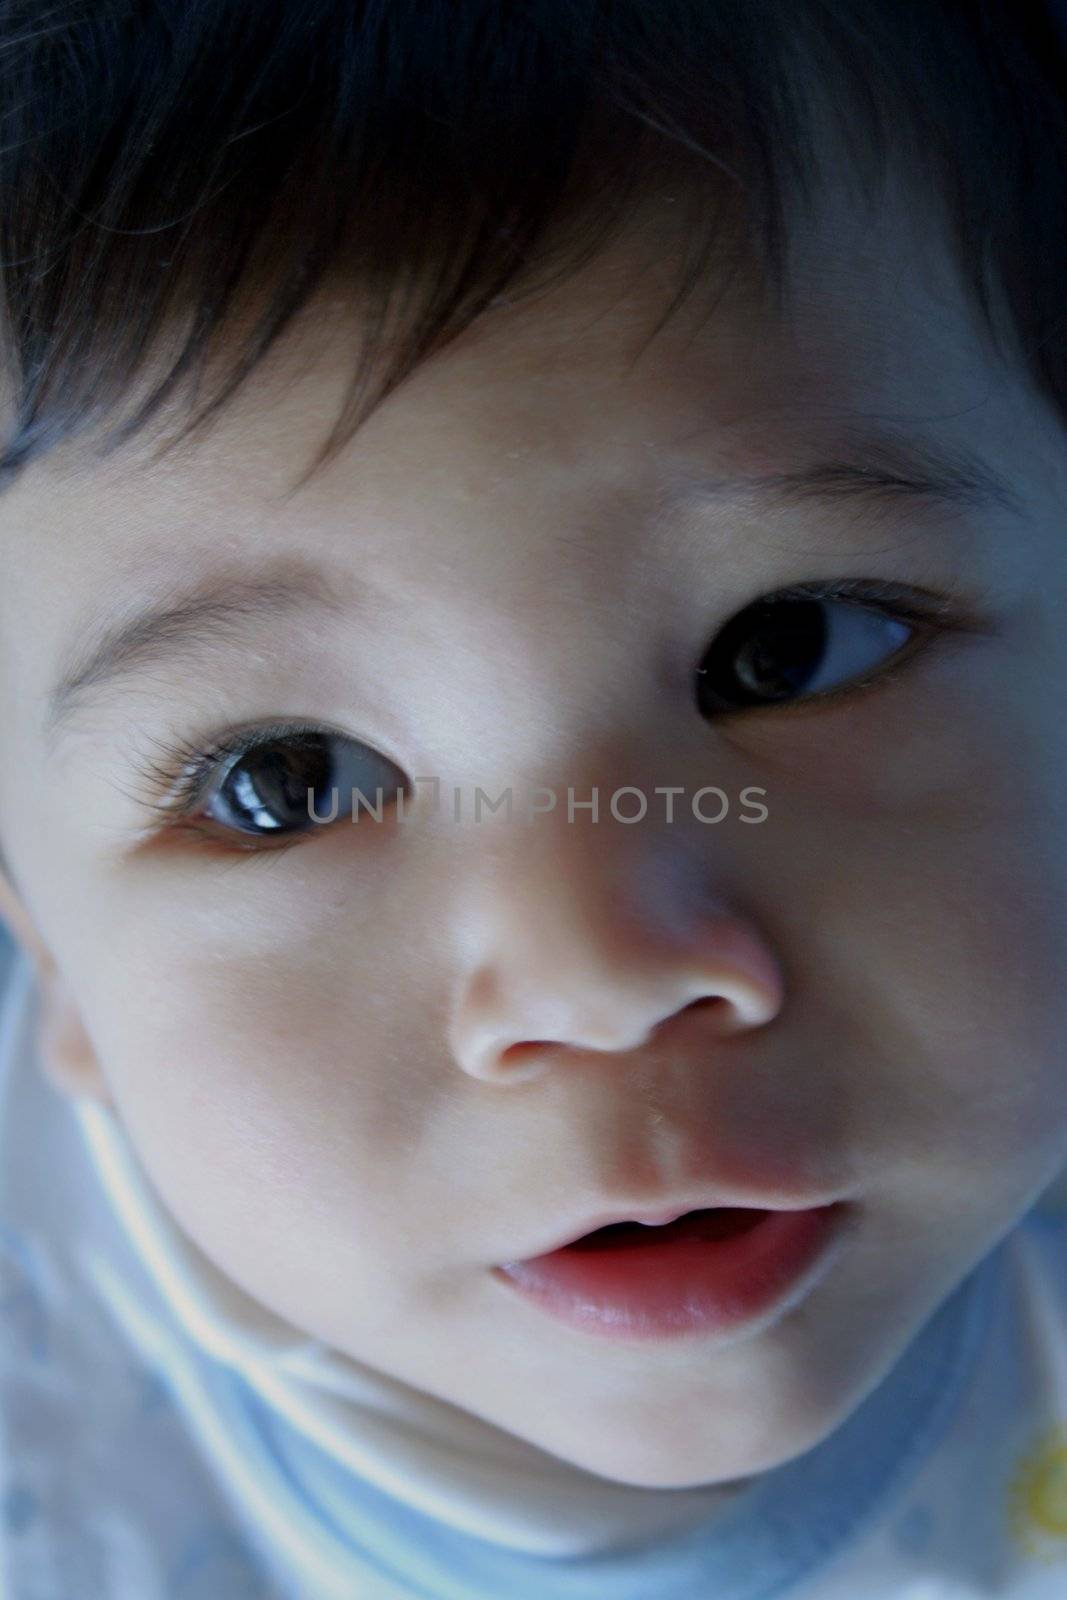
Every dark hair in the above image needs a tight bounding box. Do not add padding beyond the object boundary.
[0,0,1065,497]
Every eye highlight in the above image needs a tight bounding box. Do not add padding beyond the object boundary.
[124,720,408,851]
[694,580,959,718]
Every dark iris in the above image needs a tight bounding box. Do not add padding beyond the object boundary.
[695,597,829,716]
[216,733,337,834]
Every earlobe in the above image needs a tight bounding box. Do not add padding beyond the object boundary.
[0,857,48,975]
[0,863,113,1106]
[34,967,113,1105]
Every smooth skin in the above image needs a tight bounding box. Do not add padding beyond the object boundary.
[1,163,1066,1490]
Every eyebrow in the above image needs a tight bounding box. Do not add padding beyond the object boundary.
[45,564,353,741]
[674,422,1023,519]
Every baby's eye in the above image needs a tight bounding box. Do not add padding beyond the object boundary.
[694,588,920,718]
[150,726,408,845]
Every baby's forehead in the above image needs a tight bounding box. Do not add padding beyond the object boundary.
[0,166,1058,630]
[0,181,1013,474]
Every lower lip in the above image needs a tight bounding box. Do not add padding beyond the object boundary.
[492,1203,849,1342]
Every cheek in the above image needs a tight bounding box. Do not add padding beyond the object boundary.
[790,798,1067,1202]
[77,952,428,1280]
[741,673,1067,1203]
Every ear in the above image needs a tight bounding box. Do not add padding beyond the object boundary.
[0,862,113,1106]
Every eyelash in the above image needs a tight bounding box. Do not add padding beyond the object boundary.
[122,718,334,858]
[755,577,959,623]
[120,578,982,852]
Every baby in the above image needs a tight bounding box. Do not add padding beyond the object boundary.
[0,1,1066,1596]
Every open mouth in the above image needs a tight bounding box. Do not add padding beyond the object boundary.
[563,1206,770,1251]
[493,1201,850,1341]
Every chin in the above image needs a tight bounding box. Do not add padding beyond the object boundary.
[535,1402,846,1490]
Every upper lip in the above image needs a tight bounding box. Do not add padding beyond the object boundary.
[499,1190,852,1265]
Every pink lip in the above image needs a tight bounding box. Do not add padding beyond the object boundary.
[491,1203,852,1342]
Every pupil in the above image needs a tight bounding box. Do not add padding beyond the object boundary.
[226,736,334,830]
[697,598,828,713]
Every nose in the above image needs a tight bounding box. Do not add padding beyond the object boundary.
[447,817,785,1084]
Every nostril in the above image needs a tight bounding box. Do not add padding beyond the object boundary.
[646,994,739,1045]
[498,1001,730,1069]
[499,1040,559,1070]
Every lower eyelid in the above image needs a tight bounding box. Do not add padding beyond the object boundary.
[708,620,941,724]
[127,810,312,862]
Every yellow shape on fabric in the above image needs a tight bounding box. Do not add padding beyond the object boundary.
[1008,1422,1067,1562]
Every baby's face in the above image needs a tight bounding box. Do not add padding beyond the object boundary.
[1,174,1066,1491]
